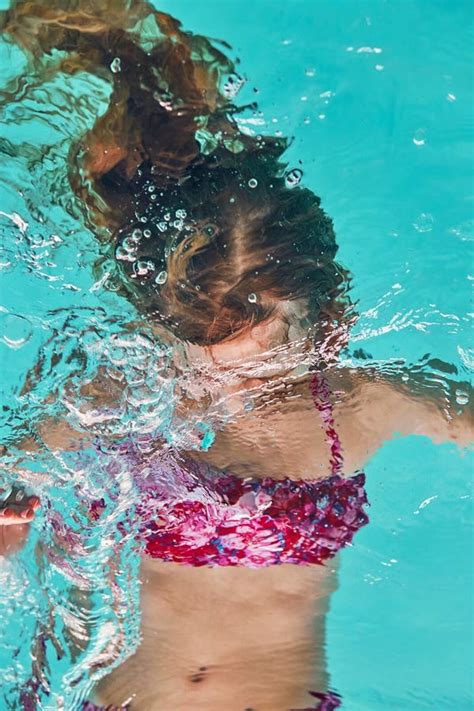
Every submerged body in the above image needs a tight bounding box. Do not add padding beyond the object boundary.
[91,365,469,710]
[1,336,471,709]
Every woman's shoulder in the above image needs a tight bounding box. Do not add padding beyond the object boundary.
[330,365,473,449]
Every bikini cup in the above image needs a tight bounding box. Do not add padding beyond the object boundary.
[137,372,369,567]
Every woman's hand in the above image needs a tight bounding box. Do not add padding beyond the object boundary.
[0,487,40,556]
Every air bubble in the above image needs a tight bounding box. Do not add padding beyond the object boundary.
[248,178,258,189]
[110,57,121,73]
[248,292,258,303]
[455,389,469,406]
[285,169,303,188]
[305,67,316,77]
[223,137,245,154]
[204,224,217,237]
[155,270,168,285]
[413,129,426,146]
[122,237,138,252]
[133,260,155,277]
[0,312,32,349]
[176,209,187,219]
[413,213,434,233]
[143,229,152,238]
[131,228,143,241]
[157,222,168,232]
[115,245,135,262]
[448,219,474,242]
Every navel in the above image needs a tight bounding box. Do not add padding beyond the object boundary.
[189,666,208,683]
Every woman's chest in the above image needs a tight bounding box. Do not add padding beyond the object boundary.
[192,398,381,480]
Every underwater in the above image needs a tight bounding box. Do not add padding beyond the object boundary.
[0,1,472,709]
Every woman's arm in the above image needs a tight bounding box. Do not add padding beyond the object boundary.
[366,374,473,449]
[0,358,126,549]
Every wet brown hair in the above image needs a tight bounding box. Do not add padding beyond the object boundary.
[110,148,348,346]
[2,0,352,347]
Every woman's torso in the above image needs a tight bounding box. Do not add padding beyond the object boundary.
[96,560,338,711]
[94,370,386,709]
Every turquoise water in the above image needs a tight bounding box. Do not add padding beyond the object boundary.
[1,1,473,708]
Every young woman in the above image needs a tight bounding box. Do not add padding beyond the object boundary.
[0,2,471,709]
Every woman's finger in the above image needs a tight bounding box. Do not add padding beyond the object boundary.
[0,509,31,525]
[0,505,36,523]
[20,508,34,520]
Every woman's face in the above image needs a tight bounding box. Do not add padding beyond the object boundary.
[181,300,313,391]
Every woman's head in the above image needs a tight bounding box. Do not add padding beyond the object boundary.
[110,146,351,358]
[2,0,352,361]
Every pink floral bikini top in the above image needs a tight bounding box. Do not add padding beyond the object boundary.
[130,374,369,567]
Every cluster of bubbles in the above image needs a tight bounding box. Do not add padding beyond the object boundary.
[19,310,216,453]
[59,328,175,441]
[1,317,167,705]
[0,441,142,709]
[114,166,305,292]
[115,208,191,287]
[1,310,217,705]
[448,219,473,243]
[115,227,150,263]
[222,72,245,100]
[246,169,302,192]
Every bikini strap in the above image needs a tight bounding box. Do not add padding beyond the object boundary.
[310,373,344,476]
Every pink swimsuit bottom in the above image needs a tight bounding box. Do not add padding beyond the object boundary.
[84,374,368,710]
[83,690,342,711]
